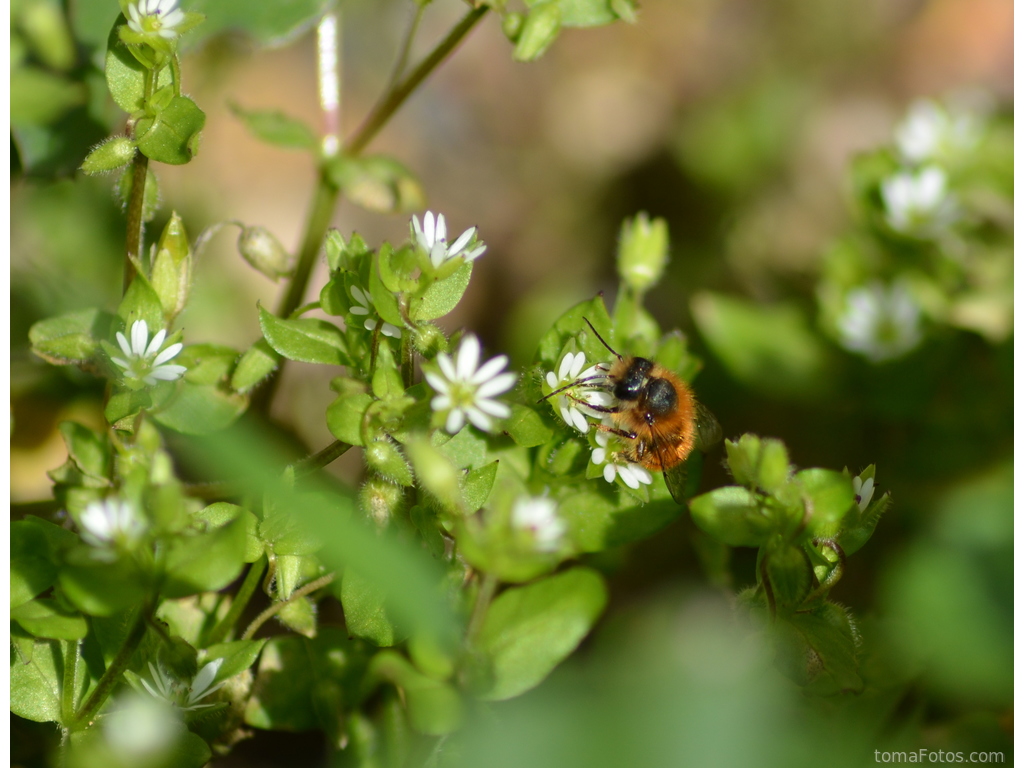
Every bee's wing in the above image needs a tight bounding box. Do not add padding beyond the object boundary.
[693,401,723,452]
[664,451,704,505]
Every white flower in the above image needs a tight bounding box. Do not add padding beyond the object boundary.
[141,658,227,713]
[511,495,566,553]
[591,428,653,490]
[111,320,187,386]
[411,211,487,269]
[126,0,185,40]
[348,285,401,338]
[103,693,180,758]
[79,498,147,551]
[880,166,957,235]
[852,475,875,512]
[425,335,517,434]
[543,351,613,434]
[894,99,980,164]
[837,282,922,363]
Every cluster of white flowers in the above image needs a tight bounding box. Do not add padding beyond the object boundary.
[591,428,653,490]
[837,281,922,362]
[511,495,566,553]
[411,211,487,268]
[78,498,148,556]
[425,335,518,434]
[880,166,957,236]
[543,351,612,434]
[141,658,226,712]
[126,0,185,40]
[348,285,401,338]
[111,320,187,386]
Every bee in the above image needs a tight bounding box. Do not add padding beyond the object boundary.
[542,318,722,504]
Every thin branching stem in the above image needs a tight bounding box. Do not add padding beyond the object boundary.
[241,572,337,640]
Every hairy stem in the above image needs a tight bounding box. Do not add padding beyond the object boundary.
[242,572,337,640]
[206,556,268,646]
[73,599,154,729]
[60,640,79,726]
[123,153,150,293]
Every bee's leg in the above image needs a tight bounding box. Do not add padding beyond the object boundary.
[595,423,637,440]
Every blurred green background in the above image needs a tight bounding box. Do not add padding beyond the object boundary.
[12,0,1012,765]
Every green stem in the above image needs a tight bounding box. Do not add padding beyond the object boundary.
[206,556,268,646]
[465,573,498,643]
[345,5,489,156]
[123,153,150,294]
[385,2,426,91]
[293,440,353,480]
[73,600,154,729]
[400,331,415,389]
[241,571,337,640]
[60,640,79,726]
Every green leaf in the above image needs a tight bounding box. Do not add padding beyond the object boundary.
[12,598,89,640]
[434,427,489,470]
[471,567,607,701]
[229,101,316,150]
[259,305,350,365]
[796,469,854,538]
[503,403,554,447]
[409,261,474,322]
[177,344,237,386]
[341,567,403,647]
[762,542,811,610]
[773,601,863,695]
[277,596,318,638]
[151,380,248,434]
[103,386,153,429]
[691,292,836,401]
[231,338,281,393]
[462,462,499,512]
[535,295,614,368]
[406,438,464,515]
[368,651,464,735]
[689,486,773,547]
[325,389,374,447]
[60,556,148,616]
[10,637,62,723]
[117,272,165,330]
[325,155,425,214]
[724,434,790,496]
[136,95,207,165]
[10,65,85,126]
[245,629,370,733]
[526,0,624,27]
[162,510,248,598]
[559,489,682,552]
[29,307,115,366]
[184,0,331,49]
[11,520,58,609]
[203,638,267,680]
[369,251,406,327]
[103,16,172,113]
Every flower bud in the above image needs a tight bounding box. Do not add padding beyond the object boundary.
[359,475,405,527]
[365,439,413,487]
[618,213,669,293]
[238,225,293,280]
[81,136,136,175]
[150,213,192,321]
[513,1,561,62]
[501,12,525,42]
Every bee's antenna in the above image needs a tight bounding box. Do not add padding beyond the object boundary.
[582,317,622,361]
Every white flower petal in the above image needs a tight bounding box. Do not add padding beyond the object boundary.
[131,320,149,356]
[191,659,223,699]
[111,357,131,370]
[471,354,509,385]
[436,353,457,382]
[423,211,436,244]
[424,371,449,394]
[545,371,559,389]
[434,213,447,245]
[448,226,475,256]
[620,467,640,489]
[475,398,510,418]
[152,341,182,366]
[463,244,487,261]
[456,336,481,380]
[570,408,589,433]
[381,323,402,339]
[116,331,133,357]
[445,409,464,434]
[465,407,492,431]
[603,464,617,483]
[149,365,187,381]
[475,372,517,398]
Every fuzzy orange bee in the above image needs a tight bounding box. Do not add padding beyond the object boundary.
[543,318,722,502]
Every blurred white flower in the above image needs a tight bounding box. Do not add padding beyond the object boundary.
[543,351,613,433]
[591,428,653,490]
[852,475,875,512]
[141,658,227,712]
[880,166,957,236]
[837,282,922,362]
[511,495,566,553]
[79,498,147,553]
[426,335,517,434]
[111,319,187,386]
[126,0,185,40]
[103,693,180,758]
[411,211,487,268]
[894,99,980,164]
[348,285,401,338]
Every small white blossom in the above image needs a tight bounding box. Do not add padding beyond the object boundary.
[348,285,401,338]
[103,693,180,758]
[837,282,922,363]
[425,335,517,434]
[111,320,187,386]
[894,99,980,165]
[511,495,566,553]
[79,498,147,552]
[880,166,957,236]
[591,428,653,490]
[543,351,613,433]
[411,211,487,269]
[141,658,227,713]
[126,0,186,40]
[852,475,875,512]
